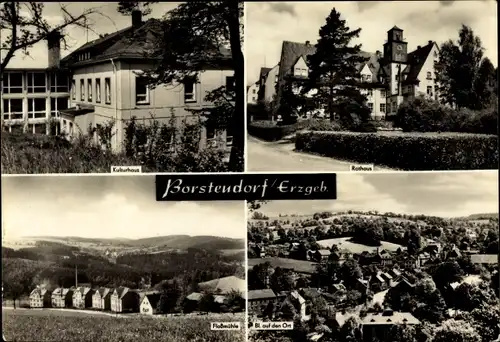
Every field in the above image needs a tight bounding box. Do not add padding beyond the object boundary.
[317,237,405,253]
[2,308,245,342]
[248,257,317,274]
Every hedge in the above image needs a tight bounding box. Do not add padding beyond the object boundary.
[247,120,329,141]
[295,131,499,170]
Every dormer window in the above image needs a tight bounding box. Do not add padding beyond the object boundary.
[426,72,432,80]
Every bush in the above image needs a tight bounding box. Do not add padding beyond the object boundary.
[295,131,498,170]
[394,97,498,135]
[248,119,344,141]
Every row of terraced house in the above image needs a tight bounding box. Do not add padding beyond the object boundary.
[1,10,234,153]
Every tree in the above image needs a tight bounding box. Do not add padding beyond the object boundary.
[199,292,215,314]
[471,304,500,342]
[0,2,101,71]
[125,1,244,171]
[433,319,481,342]
[305,8,370,126]
[339,258,363,287]
[435,24,495,110]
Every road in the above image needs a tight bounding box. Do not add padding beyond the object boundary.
[246,136,393,172]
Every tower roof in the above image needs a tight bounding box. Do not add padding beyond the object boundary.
[389,25,402,31]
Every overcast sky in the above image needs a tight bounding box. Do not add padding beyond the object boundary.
[2,2,180,68]
[255,171,498,218]
[1,176,245,240]
[246,1,498,84]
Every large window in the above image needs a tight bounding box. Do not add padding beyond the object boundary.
[105,78,111,104]
[135,77,150,105]
[426,86,433,96]
[80,79,85,101]
[28,98,47,119]
[2,72,23,94]
[3,98,23,120]
[87,78,93,102]
[367,102,373,112]
[184,79,196,103]
[71,79,76,100]
[96,79,101,103]
[50,73,69,92]
[51,97,69,117]
[27,72,46,93]
[380,103,386,113]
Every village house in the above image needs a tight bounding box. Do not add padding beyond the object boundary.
[361,309,421,341]
[72,286,94,309]
[29,287,52,308]
[271,26,440,120]
[139,292,162,315]
[370,272,389,292]
[51,287,74,308]
[110,286,140,313]
[92,287,112,310]
[313,249,331,262]
[286,290,308,321]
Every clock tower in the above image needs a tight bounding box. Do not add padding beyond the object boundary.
[382,26,409,115]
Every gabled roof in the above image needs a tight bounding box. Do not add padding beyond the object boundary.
[290,290,305,305]
[143,293,161,308]
[114,286,130,299]
[248,289,276,300]
[96,288,111,297]
[470,254,497,264]
[361,311,420,325]
[186,292,203,301]
[30,288,49,297]
[260,67,272,79]
[402,42,435,84]
[317,249,331,256]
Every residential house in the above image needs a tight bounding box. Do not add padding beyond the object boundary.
[355,278,370,293]
[248,289,279,315]
[378,249,393,266]
[470,254,497,265]
[29,287,52,308]
[258,65,279,104]
[51,287,74,308]
[92,287,112,310]
[313,249,331,262]
[58,10,235,152]
[389,268,402,281]
[417,251,433,268]
[72,286,94,309]
[288,290,308,321]
[442,245,462,260]
[370,272,388,292]
[139,293,161,315]
[184,292,203,312]
[247,82,259,104]
[274,26,440,120]
[110,286,140,313]
[2,31,70,135]
[361,309,420,341]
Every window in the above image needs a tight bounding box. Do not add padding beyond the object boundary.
[96,79,101,103]
[27,72,46,93]
[367,103,373,111]
[426,71,432,80]
[380,103,386,113]
[434,51,438,58]
[387,103,392,113]
[3,98,23,120]
[71,79,76,100]
[252,89,256,94]
[367,89,373,96]
[105,78,111,104]
[51,97,69,117]
[226,76,235,99]
[206,125,217,147]
[300,68,308,77]
[135,77,150,105]
[87,79,92,101]
[50,73,69,93]
[362,74,371,82]
[34,123,46,135]
[184,79,196,103]
[80,79,85,101]
[426,86,433,96]
[2,72,23,94]
[28,98,47,119]
[381,90,386,97]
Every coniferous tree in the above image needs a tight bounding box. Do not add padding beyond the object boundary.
[305,8,370,127]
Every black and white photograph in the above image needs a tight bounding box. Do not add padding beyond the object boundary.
[1,1,244,174]
[1,175,246,342]
[246,1,498,171]
[247,171,499,342]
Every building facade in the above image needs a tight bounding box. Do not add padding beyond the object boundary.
[273,26,439,120]
[29,288,52,308]
[247,83,259,104]
[92,287,112,310]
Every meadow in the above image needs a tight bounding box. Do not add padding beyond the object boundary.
[247,257,317,274]
[317,236,405,253]
[2,309,245,342]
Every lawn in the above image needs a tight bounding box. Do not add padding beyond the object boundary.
[317,237,405,253]
[2,308,245,342]
[248,257,318,274]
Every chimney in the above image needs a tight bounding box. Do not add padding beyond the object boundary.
[428,40,433,45]
[47,31,62,68]
[305,40,310,46]
[417,45,421,49]
[132,10,142,28]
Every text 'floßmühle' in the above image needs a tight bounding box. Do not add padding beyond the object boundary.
[155,174,337,201]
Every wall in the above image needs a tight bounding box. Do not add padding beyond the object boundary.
[140,299,154,315]
[247,83,259,104]
[414,44,439,100]
[263,65,279,103]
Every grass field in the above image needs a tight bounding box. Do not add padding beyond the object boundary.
[317,237,405,253]
[3,308,245,342]
[248,257,317,274]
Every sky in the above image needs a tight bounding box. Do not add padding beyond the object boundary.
[1,175,245,240]
[254,171,499,218]
[246,1,498,84]
[2,2,180,68]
